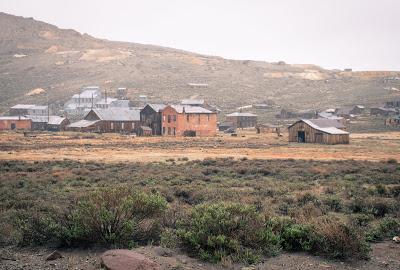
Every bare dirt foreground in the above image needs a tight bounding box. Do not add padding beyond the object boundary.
[1,242,399,270]
[0,131,399,163]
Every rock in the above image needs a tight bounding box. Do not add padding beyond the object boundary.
[46,251,62,261]
[101,249,159,270]
[154,247,173,257]
[393,236,400,243]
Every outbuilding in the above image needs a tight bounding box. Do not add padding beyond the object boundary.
[288,119,349,145]
[0,116,32,130]
[226,112,257,128]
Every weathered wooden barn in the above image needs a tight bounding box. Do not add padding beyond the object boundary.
[226,112,257,128]
[47,116,70,131]
[288,119,349,145]
[83,108,141,133]
[0,116,32,130]
[140,104,166,135]
[162,105,217,136]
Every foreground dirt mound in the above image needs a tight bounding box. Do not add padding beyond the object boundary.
[101,249,160,270]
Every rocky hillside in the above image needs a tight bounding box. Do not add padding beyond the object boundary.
[0,12,399,113]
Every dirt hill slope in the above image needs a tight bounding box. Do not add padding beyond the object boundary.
[0,12,399,112]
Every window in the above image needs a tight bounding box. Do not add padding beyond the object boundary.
[111,122,114,130]
[173,115,176,122]
[163,127,166,134]
[173,127,176,135]
[168,115,171,123]
[187,115,190,122]
[163,115,166,122]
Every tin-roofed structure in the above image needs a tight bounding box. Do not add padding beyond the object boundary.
[288,119,349,144]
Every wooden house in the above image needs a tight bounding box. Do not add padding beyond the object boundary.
[161,105,217,137]
[83,108,141,133]
[385,99,400,108]
[226,112,257,128]
[288,119,349,145]
[140,104,166,135]
[0,116,32,130]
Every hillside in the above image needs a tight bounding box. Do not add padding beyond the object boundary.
[0,12,400,113]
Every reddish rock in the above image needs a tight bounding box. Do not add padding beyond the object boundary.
[101,249,159,270]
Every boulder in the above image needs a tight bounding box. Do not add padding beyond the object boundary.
[46,250,62,261]
[101,249,159,270]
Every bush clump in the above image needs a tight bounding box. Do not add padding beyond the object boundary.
[365,217,400,242]
[176,203,280,264]
[60,187,167,246]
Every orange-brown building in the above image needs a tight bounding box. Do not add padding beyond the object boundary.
[161,105,217,136]
[0,116,32,130]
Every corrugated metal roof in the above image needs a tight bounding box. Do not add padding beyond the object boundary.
[226,112,258,117]
[72,87,101,99]
[0,116,30,120]
[11,104,35,109]
[318,112,344,121]
[302,119,349,135]
[68,120,100,128]
[48,116,67,125]
[308,118,345,129]
[170,105,213,114]
[91,108,140,121]
[110,100,130,108]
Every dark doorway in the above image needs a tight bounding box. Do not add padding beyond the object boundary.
[11,123,16,130]
[298,131,305,142]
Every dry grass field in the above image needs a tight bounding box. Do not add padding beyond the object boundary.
[1,130,399,269]
[0,130,399,163]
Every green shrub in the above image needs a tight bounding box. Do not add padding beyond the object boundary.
[176,203,280,264]
[365,217,400,242]
[160,228,180,249]
[323,195,343,212]
[60,187,167,246]
[280,223,314,251]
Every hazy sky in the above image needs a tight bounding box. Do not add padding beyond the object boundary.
[1,0,399,70]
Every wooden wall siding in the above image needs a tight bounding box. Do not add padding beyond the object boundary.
[288,121,349,145]
[226,116,257,128]
[140,106,162,135]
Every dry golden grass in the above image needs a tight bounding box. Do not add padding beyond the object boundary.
[0,130,399,163]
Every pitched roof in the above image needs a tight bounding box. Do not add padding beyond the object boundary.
[91,108,140,121]
[72,87,101,99]
[68,120,100,128]
[318,112,344,121]
[146,104,167,112]
[290,119,349,135]
[48,116,67,125]
[226,112,258,117]
[169,105,214,114]
[308,118,346,129]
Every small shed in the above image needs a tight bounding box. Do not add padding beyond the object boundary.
[288,119,349,145]
[226,112,257,128]
[47,116,70,131]
[66,120,101,132]
[137,126,153,136]
[0,116,32,130]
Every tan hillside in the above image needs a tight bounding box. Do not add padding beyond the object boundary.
[0,12,399,113]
